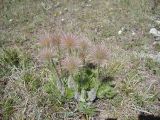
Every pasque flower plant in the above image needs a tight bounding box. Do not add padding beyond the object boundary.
[38,32,111,102]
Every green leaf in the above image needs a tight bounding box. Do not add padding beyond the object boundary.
[79,89,87,102]
[74,68,97,91]
[90,77,100,89]
[65,88,74,100]
[78,102,96,117]
[97,84,117,99]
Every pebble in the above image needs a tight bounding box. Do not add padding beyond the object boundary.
[149,28,160,40]
[118,27,125,35]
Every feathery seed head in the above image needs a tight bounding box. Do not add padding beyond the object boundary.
[61,33,78,49]
[61,56,82,73]
[89,42,108,65]
[77,37,91,62]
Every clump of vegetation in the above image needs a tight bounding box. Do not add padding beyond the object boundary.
[0,48,33,119]
[154,43,160,52]
[145,58,160,76]
[37,32,117,104]
[0,48,31,79]
[1,98,15,120]
[2,0,159,119]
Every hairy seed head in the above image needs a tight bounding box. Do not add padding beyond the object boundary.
[61,33,78,49]
[61,56,82,73]
[89,42,108,65]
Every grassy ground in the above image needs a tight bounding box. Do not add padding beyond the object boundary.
[0,0,160,120]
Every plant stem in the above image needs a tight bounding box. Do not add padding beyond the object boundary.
[68,48,72,55]
[57,45,63,74]
[83,58,85,66]
[50,59,64,95]
[51,59,60,79]
[96,64,101,90]
[97,64,100,80]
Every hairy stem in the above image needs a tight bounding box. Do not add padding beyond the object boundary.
[50,59,65,95]
[95,63,101,90]
[57,45,63,74]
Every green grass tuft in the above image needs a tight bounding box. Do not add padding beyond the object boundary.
[145,58,160,76]
[0,48,32,78]
[154,43,160,52]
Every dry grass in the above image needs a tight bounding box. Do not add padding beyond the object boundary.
[0,0,160,120]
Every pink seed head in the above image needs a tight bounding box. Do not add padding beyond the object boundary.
[89,42,108,65]
[61,33,78,49]
[61,56,82,73]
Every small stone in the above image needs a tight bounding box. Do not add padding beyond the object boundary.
[118,30,122,35]
[9,19,13,22]
[61,18,64,22]
[149,28,160,37]
[150,28,160,41]
[64,8,68,11]
[153,41,157,45]
[132,31,136,36]
[118,27,125,35]
[86,4,92,7]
